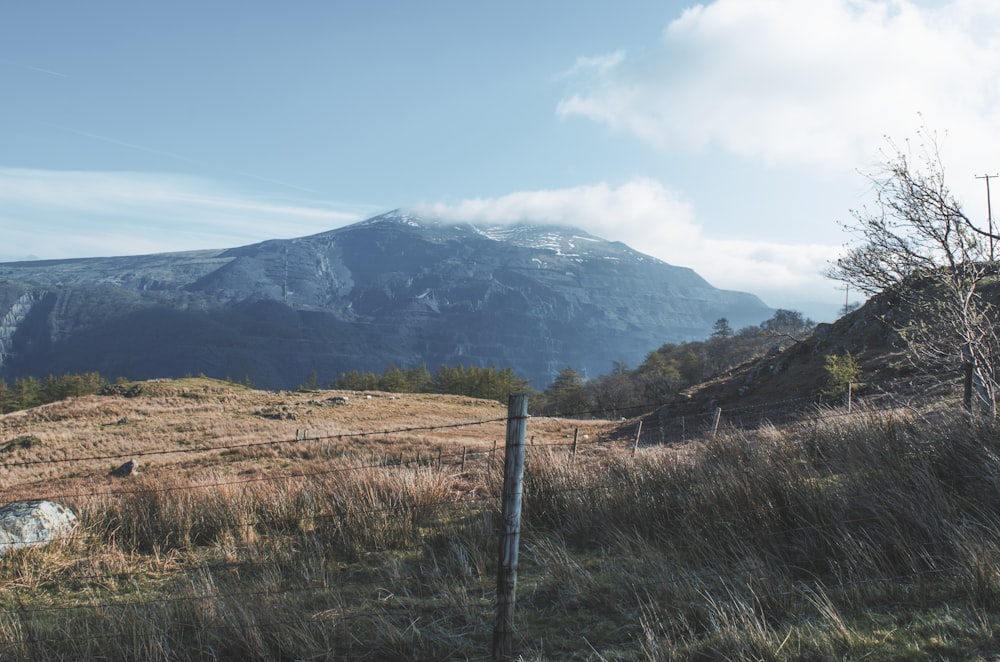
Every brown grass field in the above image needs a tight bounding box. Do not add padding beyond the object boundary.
[0,377,617,501]
[3,377,1000,660]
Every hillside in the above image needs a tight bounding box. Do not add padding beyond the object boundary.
[0,210,772,389]
[657,285,956,427]
[0,377,616,499]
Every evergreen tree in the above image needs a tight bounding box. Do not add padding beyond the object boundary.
[541,367,590,417]
[11,377,41,411]
[712,317,733,339]
[0,378,9,414]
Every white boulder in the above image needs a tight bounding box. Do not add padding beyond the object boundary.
[0,499,79,555]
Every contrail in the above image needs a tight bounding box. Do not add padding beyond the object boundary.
[46,123,195,164]
[2,59,68,77]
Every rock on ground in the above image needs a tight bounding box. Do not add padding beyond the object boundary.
[110,459,140,477]
[0,500,78,555]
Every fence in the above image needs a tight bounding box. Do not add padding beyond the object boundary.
[0,378,989,659]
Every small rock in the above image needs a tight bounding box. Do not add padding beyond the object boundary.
[110,459,140,477]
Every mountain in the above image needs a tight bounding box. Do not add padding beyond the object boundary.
[0,210,772,388]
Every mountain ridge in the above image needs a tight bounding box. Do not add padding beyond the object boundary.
[0,210,773,388]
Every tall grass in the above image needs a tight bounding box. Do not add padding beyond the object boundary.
[520,406,1000,658]
[4,404,1000,658]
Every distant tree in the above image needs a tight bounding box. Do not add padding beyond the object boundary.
[435,365,530,403]
[0,379,9,414]
[712,317,733,339]
[537,367,590,417]
[380,366,409,392]
[331,370,378,391]
[823,352,862,398]
[584,363,642,419]
[761,309,814,341]
[331,363,527,403]
[404,366,434,393]
[10,377,41,411]
[636,349,684,402]
[297,370,319,391]
[41,372,106,402]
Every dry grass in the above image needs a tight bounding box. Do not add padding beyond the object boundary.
[3,380,1000,659]
[0,377,614,500]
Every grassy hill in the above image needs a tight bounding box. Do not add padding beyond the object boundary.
[2,372,1000,659]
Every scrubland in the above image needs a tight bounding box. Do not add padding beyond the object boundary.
[1,378,999,659]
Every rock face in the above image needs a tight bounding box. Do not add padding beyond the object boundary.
[0,211,773,388]
[0,500,78,555]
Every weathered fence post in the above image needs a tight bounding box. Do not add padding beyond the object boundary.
[847,382,852,414]
[632,420,642,456]
[461,446,468,472]
[492,393,528,661]
[711,407,722,438]
[571,428,579,461]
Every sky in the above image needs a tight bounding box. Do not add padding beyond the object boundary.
[4,0,1000,322]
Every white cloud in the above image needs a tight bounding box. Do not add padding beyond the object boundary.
[411,178,841,308]
[2,168,844,315]
[0,168,371,259]
[560,51,626,78]
[557,0,1000,175]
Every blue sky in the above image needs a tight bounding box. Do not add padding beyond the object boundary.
[3,0,999,321]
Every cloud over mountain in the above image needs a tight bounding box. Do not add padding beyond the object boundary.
[412,178,840,308]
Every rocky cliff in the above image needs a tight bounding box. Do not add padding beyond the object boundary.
[0,210,772,388]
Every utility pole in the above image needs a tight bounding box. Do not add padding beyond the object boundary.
[976,173,998,261]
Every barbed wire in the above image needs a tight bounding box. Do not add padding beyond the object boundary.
[0,375,959,479]
[0,414,510,470]
[0,380,992,657]
[2,466,993,589]
[0,389,981,506]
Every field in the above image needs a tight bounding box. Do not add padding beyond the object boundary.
[2,377,1000,660]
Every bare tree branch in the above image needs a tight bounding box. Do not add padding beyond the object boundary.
[828,127,1000,412]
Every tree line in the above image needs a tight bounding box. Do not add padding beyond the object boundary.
[0,372,108,414]
[531,309,815,417]
[0,310,813,417]
[324,309,814,417]
[328,364,531,404]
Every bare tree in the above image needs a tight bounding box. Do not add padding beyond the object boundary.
[828,128,1000,412]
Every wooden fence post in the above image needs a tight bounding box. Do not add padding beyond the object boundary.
[492,393,528,661]
[461,446,467,472]
[711,407,722,438]
[632,420,643,456]
[571,428,579,461]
